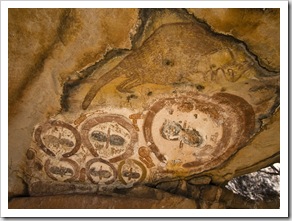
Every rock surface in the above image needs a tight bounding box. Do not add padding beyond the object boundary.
[9,186,197,209]
[8,8,139,197]
[8,8,280,208]
[9,185,279,209]
[187,8,280,72]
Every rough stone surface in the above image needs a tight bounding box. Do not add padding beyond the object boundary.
[8,8,139,197]
[9,184,279,209]
[187,8,280,71]
[9,186,197,209]
[8,9,280,208]
[9,9,138,112]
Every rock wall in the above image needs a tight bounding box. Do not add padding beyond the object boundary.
[8,8,280,208]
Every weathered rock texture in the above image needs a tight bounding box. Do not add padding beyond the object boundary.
[8,8,139,197]
[187,8,280,72]
[8,8,280,208]
[9,185,279,209]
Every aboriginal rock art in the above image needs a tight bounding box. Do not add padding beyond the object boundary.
[81,22,278,110]
[26,21,279,195]
[26,91,262,194]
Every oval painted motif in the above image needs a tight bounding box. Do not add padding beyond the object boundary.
[143,92,255,174]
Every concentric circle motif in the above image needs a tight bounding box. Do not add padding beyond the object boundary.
[143,92,255,174]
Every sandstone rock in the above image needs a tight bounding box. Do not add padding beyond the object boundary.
[10,184,279,209]
[9,9,139,114]
[8,8,139,197]
[8,9,64,116]
[187,176,212,185]
[9,186,197,209]
[186,184,279,209]
[187,8,280,71]
[25,16,279,196]
[8,9,280,204]
[156,180,180,194]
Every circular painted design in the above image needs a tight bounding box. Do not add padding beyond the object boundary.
[44,158,79,182]
[118,159,147,185]
[143,92,255,173]
[34,120,81,158]
[85,158,117,184]
[80,114,138,162]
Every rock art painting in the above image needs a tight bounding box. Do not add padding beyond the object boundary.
[81,22,278,110]
[26,20,279,195]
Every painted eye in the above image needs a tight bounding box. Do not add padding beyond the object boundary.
[42,135,74,148]
[161,121,182,140]
[49,166,73,176]
[109,134,125,146]
[90,167,112,178]
[91,131,107,142]
[122,171,141,179]
[49,166,60,174]
[59,138,74,147]
[180,129,203,147]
